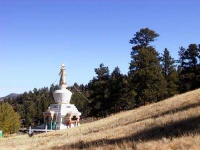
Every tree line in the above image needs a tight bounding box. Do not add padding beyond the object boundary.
[1,28,200,132]
[86,28,200,117]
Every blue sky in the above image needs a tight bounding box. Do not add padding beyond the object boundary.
[0,0,200,97]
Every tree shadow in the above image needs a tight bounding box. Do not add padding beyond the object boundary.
[52,115,200,149]
[127,101,200,126]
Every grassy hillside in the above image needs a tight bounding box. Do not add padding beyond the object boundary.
[0,89,200,150]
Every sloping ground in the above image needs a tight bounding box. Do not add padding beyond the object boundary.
[0,89,200,150]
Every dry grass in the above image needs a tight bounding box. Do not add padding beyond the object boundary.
[0,89,200,150]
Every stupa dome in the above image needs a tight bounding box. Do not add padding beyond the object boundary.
[53,64,72,104]
[53,88,72,103]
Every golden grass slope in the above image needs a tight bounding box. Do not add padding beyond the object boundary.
[0,89,200,150]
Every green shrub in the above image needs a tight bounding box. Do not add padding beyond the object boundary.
[0,102,21,134]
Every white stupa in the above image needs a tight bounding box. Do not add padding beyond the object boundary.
[43,64,81,130]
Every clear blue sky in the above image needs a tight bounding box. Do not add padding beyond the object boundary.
[0,0,200,97]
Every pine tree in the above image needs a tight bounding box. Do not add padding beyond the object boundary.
[88,64,110,117]
[71,83,90,117]
[161,48,178,98]
[178,44,200,93]
[109,67,132,113]
[129,28,167,106]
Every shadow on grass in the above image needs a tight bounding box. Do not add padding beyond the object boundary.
[52,115,200,149]
[128,101,200,126]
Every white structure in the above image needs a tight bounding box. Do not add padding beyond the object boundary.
[43,64,81,130]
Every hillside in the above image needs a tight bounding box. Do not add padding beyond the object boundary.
[0,93,19,101]
[0,89,200,150]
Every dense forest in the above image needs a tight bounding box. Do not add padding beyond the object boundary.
[1,28,200,128]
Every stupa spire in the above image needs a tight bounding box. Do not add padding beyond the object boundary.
[59,64,67,88]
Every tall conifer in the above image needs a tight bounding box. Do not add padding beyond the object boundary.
[109,67,131,113]
[161,48,178,98]
[178,44,200,92]
[88,64,110,117]
[129,28,166,106]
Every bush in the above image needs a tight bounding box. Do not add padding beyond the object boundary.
[0,102,21,134]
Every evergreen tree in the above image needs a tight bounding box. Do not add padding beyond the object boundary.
[36,100,43,124]
[109,67,132,113]
[88,64,110,117]
[129,28,167,106]
[71,83,90,117]
[129,28,159,48]
[0,102,20,134]
[178,44,200,93]
[24,101,35,125]
[161,48,178,98]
